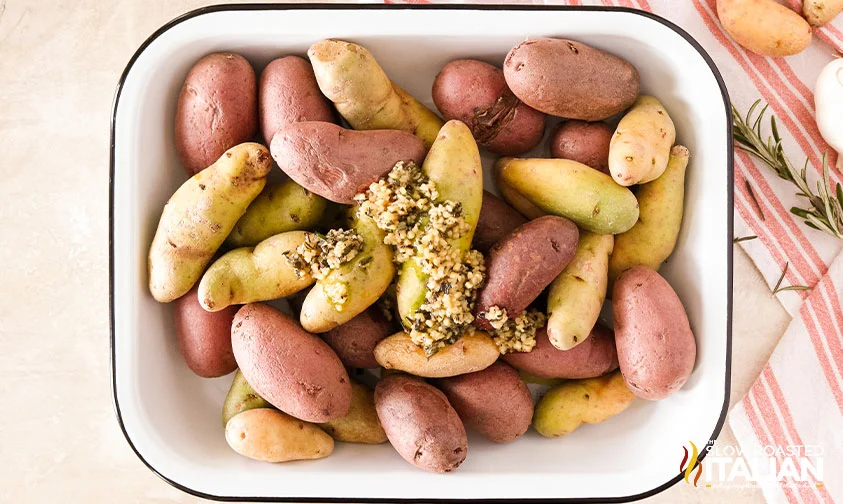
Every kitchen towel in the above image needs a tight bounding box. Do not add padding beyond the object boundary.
[381,0,843,502]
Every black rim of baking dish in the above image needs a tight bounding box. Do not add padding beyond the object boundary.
[110,3,734,502]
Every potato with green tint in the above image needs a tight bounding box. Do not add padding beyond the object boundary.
[148,142,271,303]
[300,207,395,333]
[494,157,638,234]
[318,380,387,444]
[533,371,634,438]
[225,408,334,463]
[396,120,483,322]
[198,231,316,311]
[222,370,273,427]
[226,181,328,248]
[609,146,689,288]
[495,176,547,220]
[308,39,444,149]
[608,96,676,187]
[547,232,614,350]
[374,330,499,378]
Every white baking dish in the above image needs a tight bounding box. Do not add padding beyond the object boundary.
[110,4,733,501]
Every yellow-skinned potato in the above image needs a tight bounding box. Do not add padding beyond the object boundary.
[225,408,334,463]
[148,143,271,303]
[496,175,548,220]
[374,331,499,378]
[609,146,689,288]
[300,207,395,333]
[608,96,675,187]
[222,370,273,427]
[198,231,316,312]
[533,371,634,438]
[803,0,843,26]
[226,181,328,248]
[717,0,812,56]
[397,120,484,320]
[318,380,387,444]
[308,39,444,148]
[546,232,614,351]
[494,157,639,234]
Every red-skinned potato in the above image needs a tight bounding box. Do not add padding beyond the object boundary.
[472,190,528,253]
[375,374,467,473]
[175,53,258,176]
[474,216,579,330]
[503,324,619,379]
[432,59,545,155]
[434,362,533,443]
[259,56,336,144]
[231,303,351,422]
[173,284,238,378]
[550,120,614,175]
[504,38,639,121]
[321,306,395,369]
[271,121,426,204]
[612,266,696,400]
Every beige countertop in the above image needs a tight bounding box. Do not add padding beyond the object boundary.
[0,1,791,502]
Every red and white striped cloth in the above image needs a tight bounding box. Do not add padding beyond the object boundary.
[382,0,843,501]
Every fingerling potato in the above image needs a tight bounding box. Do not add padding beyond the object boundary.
[175,53,257,176]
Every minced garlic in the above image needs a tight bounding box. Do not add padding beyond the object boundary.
[355,161,486,355]
[284,229,363,281]
[484,306,546,354]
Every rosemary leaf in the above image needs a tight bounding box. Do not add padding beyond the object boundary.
[733,235,758,243]
[772,262,789,293]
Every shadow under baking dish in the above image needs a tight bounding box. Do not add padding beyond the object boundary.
[110,3,734,502]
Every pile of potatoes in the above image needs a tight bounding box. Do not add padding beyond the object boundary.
[148,36,698,474]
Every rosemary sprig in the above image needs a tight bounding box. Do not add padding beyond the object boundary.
[732,100,843,239]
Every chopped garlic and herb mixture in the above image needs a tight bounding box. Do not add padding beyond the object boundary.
[482,306,546,354]
[283,229,363,310]
[356,160,540,355]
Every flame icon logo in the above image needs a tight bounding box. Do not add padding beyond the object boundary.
[679,441,703,487]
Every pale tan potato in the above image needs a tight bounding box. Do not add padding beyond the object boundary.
[803,0,843,27]
[375,374,467,473]
[173,284,238,378]
[612,266,696,400]
[717,0,812,56]
[318,380,388,444]
[608,96,676,187]
[374,331,499,378]
[231,303,352,422]
[434,362,533,443]
[175,53,257,176]
[225,408,334,462]
[259,55,336,143]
